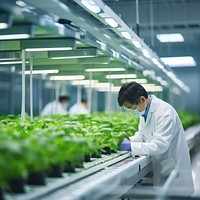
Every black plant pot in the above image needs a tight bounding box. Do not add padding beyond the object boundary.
[84,154,91,162]
[48,165,63,178]
[27,172,46,185]
[0,187,4,200]
[91,150,102,158]
[102,147,111,154]
[64,161,76,173]
[8,178,25,193]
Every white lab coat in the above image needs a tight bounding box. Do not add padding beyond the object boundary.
[129,95,194,196]
[41,101,67,116]
[69,103,89,115]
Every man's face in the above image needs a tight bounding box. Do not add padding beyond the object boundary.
[123,96,147,112]
[61,100,69,108]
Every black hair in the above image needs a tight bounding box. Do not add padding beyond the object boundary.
[117,81,148,107]
[81,98,88,103]
[59,95,70,102]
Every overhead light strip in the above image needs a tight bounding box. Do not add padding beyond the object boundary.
[50,75,85,81]
[106,74,137,79]
[25,70,59,74]
[85,68,125,72]
[81,0,101,13]
[25,47,72,52]
[0,34,30,40]
[156,33,184,43]
[161,56,196,67]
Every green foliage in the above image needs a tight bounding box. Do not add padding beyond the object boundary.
[0,112,140,185]
[178,111,200,129]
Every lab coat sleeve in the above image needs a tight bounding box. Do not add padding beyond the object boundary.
[129,121,145,142]
[131,110,175,155]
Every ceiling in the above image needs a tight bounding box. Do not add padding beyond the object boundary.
[103,0,200,67]
[0,0,195,93]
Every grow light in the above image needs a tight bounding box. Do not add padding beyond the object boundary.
[121,31,132,39]
[71,80,99,85]
[132,40,142,48]
[25,70,59,74]
[106,74,137,79]
[81,0,101,13]
[85,68,125,72]
[50,75,85,81]
[104,18,118,28]
[25,47,72,52]
[0,34,30,40]
[121,78,148,84]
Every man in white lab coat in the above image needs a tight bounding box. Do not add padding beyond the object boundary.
[69,98,89,115]
[118,81,194,196]
[41,95,70,116]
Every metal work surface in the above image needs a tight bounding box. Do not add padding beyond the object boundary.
[5,151,131,200]
[39,156,152,200]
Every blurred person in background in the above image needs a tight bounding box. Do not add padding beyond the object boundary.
[41,95,70,116]
[118,81,194,196]
[69,98,89,115]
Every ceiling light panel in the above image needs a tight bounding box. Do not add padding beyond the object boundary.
[161,56,196,67]
[156,33,184,43]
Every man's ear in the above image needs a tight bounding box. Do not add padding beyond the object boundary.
[140,96,146,103]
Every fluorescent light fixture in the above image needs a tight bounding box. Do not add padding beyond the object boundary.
[141,84,163,92]
[0,58,17,61]
[81,0,101,13]
[142,49,151,58]
[0,12,12,29]
[21,39,76,52]
[0,34,30,40]
[71,80,99,85]
[50,75,85,81]
[0,23,8,29]
[84,82,113,88]
[51,55,95,59]
[0,61,28,65]
[121,31,132,39]
[152,58,164,69]
[106,74,137,79]
[97,86,121,92]
[121,78,148,84]
[160,56,196,67]
[156,33,184,43]
[49,48,97,59]
[103,34,111,39]
[132,40,142,48]
[104,18,118,28]
[25,70,59,74]
[85,68,125,72]
[26,47,72,52]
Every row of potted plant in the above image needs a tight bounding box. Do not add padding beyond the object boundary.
[0,111,199,199]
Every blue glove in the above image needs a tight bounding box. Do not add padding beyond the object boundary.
[119,138,131,151]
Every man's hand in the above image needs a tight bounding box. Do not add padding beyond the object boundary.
[119,138,131,151]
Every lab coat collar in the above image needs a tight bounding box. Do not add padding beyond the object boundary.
[141,94,158,125]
